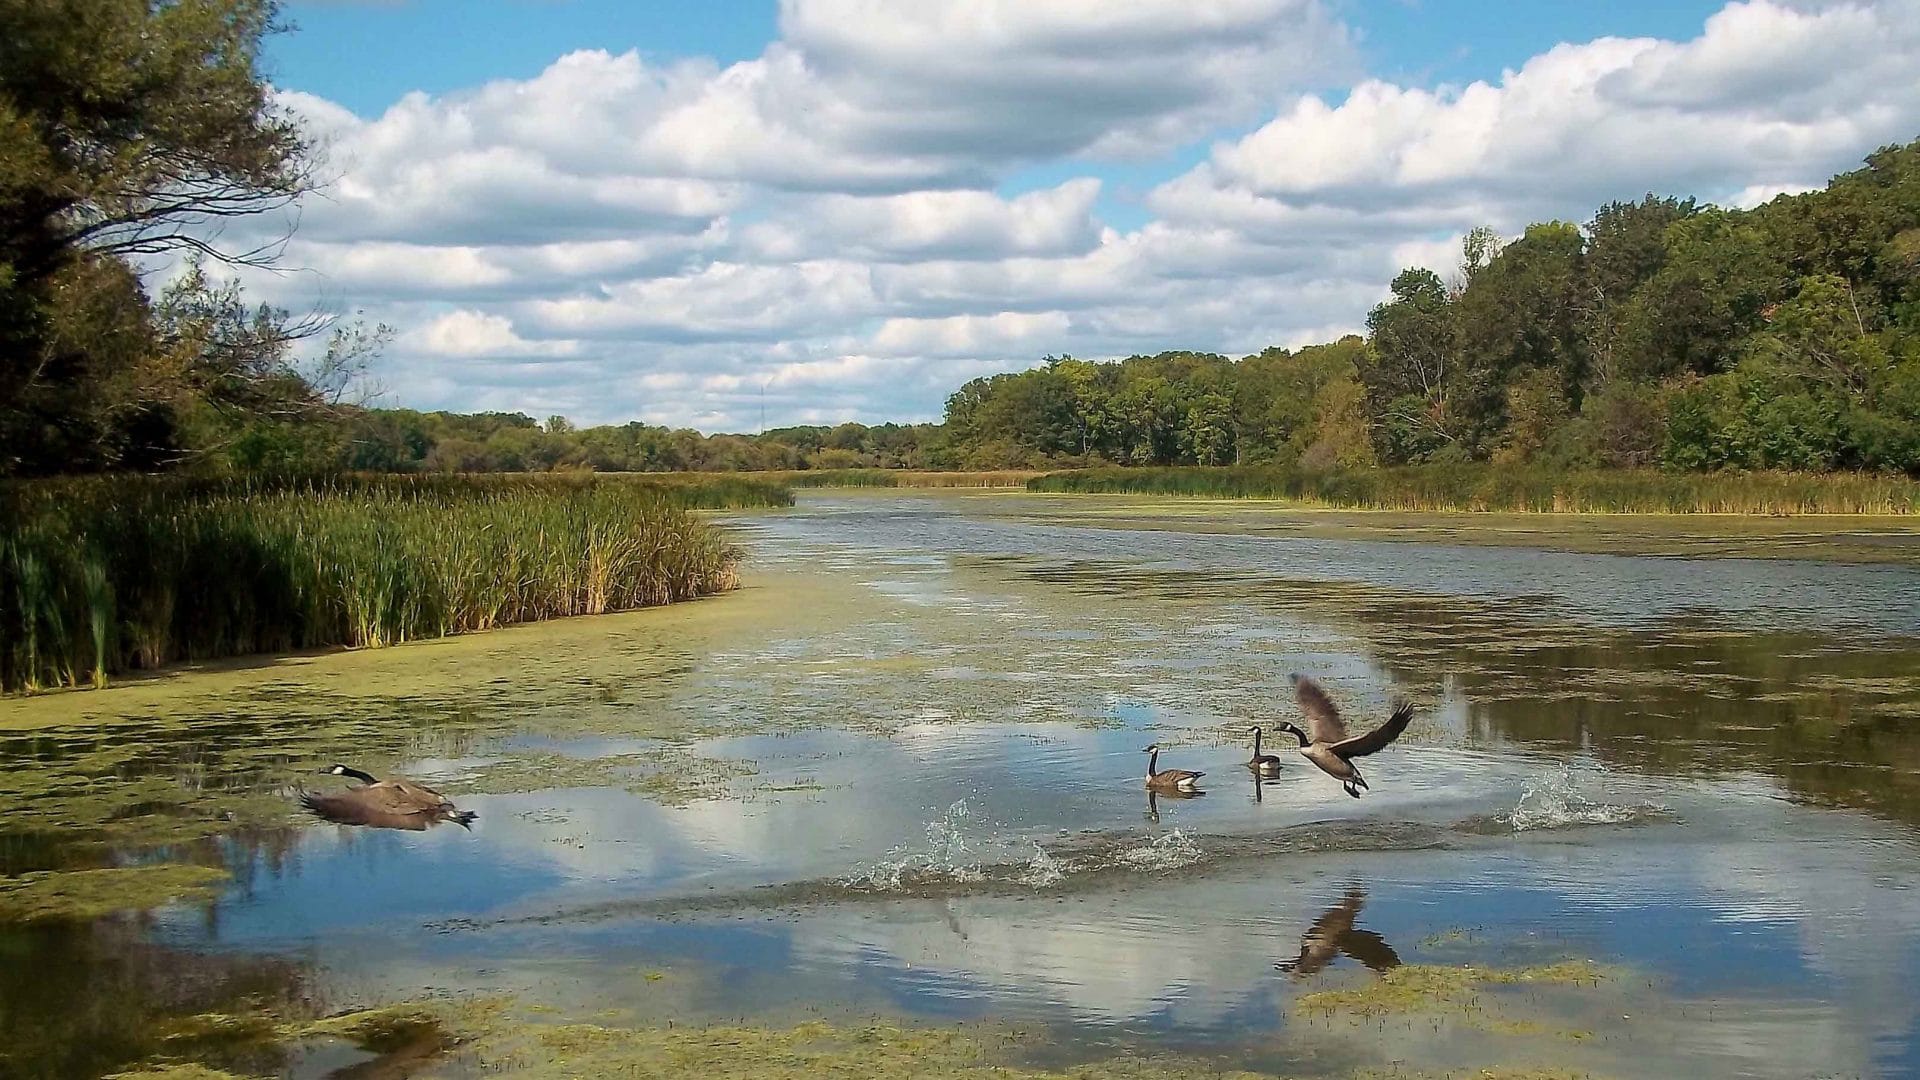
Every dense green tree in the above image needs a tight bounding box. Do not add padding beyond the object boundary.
[1,0,322,474]
[1617,209,1788,380]
[1363,268,1461,461]
[1580,195,1698,391]
[1453,221,1587,450]
[1299,373,1376,470]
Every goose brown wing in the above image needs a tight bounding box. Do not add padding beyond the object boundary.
[382,779,457,812]
[300,790,433,830]
[1327,700,1415,759]
[1292,675,1348,744]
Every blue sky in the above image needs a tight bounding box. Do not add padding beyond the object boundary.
[274,1,1724,118]
[242,0,1920,431]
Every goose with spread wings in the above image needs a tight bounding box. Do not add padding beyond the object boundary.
[299,764,477,831]
[1272,675,1415,799]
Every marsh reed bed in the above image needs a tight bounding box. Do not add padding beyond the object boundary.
[774,469,1042,488]
[1028,465,1920,515]
[0,474,791,693]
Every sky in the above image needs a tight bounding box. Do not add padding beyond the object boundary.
[238,0,1920,432]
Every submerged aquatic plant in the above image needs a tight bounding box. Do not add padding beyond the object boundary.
[0,474,788,692]
[0,864,229,922]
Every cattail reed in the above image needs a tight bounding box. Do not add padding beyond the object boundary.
[0,474,790,693]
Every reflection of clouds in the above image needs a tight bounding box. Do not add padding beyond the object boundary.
[1684,817,1920,1056]
[170,735,1920,1078]
[790,883,1304,1025]
[118,497,1920,1077]
[417,727,1626,911]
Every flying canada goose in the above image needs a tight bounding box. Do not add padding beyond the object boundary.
[1142,743,1203,792]
[299,764,477,831]
[1275,887,1401,977]
[1273,675,1415,799]
[1245,726,1284,776]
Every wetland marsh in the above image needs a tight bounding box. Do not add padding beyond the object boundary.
[4,490,1920,1079]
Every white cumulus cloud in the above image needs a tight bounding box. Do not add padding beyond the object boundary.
[236,0,1920,430]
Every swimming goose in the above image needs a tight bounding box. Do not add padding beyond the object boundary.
[299,764,477,830]
[1275,887,1401,977]
[1274,675,1415,799]
[1245,726,1284,776]
[1142,744,1204,792]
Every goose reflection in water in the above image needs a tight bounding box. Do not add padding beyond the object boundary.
[1144,787,1204,823]
[1249,768,1285,803]
[1275,887,1400,978]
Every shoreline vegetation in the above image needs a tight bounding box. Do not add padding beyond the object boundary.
[1025,464,1920,515]
[776,469,1040,488]
[0,474,789,694]
[7,463,1910,696]
[629,467,1038,488]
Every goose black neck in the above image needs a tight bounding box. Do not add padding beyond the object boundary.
[1251,728,1263,758]
[1146,748,1159,777]
[339,767,377,785]
[1282,725,1309,747]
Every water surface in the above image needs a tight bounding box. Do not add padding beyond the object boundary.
[3,491,1919,1079]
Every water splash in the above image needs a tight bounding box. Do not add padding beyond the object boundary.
[922,799,979,879]
[839,800,1218,895]
[479,821,1456,927]
[1502,760,1659,832]
[1113,829,1203,873]
[1014,841,1066,888]
[842,800,985,890]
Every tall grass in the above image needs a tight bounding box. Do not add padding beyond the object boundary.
[590,472,798,508]
[1027,465,1920,515]
[0,474,790,693]
[772,469,1042,489]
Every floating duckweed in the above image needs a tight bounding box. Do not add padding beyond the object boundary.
[1351,1060,1605,1068]
[0,864,228,922]
[447,747,758,807]
[102,1066,254,1080]
[1297,960,1606,1023]
[474,1018,1271,1080]
[157,1010,280,1047]
[290,1002,456,1047]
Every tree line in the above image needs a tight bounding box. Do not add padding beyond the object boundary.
[939,140,1920,474]
[4,2,1914,480]
[283,411,951,474]
[213,137,1920,479]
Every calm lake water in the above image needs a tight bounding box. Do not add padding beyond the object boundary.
[4,491,1920,1079]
